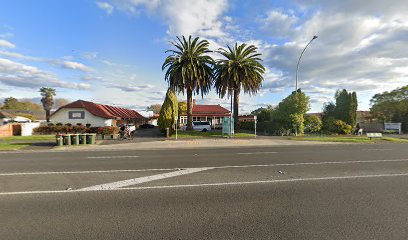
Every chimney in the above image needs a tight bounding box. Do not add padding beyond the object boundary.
[193,99,196,106]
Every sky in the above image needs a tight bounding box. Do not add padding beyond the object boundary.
[0,0,407,113]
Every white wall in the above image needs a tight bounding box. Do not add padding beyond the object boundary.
[50,108,113,127]
[21,122,41,136]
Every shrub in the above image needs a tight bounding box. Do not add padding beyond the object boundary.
[97,126,119,135]
[304,115,322,134]
[323,117,352,134]
[88,127,99,133]
[33,126,53,134]
[47,123,55,127]
[56,123,63,126]
[72,125,86,133]
[86,123,91,128]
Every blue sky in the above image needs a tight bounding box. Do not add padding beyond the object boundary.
[1,0,407,113]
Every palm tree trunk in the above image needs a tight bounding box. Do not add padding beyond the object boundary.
[46,109,50,122]
[233,88,240,130]
[186,89,193,131]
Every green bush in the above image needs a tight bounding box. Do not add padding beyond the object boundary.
[33,125,118,135]
[323,117,352,134]
[33,126,53,134]
[97,126,119,135]
[304,115,322,133]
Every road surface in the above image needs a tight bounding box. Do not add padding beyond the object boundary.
[1,143,408,239]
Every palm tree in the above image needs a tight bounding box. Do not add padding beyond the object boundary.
[162,36,214,130]
[39,87,56,122]
[214,43,265,129]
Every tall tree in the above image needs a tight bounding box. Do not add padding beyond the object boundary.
[1,97,42,111]
[273,89,310,135]
[157,89,178,134]
[214,43,265,128]
[54,98,70,109]
[146,104,162,114]
[325,89,357,127]
[162,36,214,130]
[39,87,56,122]
[371,85,408,131]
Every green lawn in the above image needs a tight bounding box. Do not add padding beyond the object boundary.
[290,136,408,143]
[171,131,255,139]
[0,135,55,141]
[0,135,55,151]
[0,143,30,151]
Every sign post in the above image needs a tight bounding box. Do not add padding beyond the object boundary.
[175,117,178,140]
[254,115,257,138]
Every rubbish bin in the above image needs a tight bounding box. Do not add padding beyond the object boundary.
[55,134,63,147]
[79,134,87,145]
[86,133,96,144]
[62,134,71,145]
[71,134,79,145]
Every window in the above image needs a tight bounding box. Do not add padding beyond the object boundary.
[69,111,85,119]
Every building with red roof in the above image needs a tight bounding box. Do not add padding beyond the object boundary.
[50,100,146,127]
[179,100,231,128]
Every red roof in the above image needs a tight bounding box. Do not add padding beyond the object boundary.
[181,105,230,117]
[52,100,145,120]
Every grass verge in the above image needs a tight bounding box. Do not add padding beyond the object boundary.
[171,131,255,139]
[0,135,55,141]
[0,143,30,151]
[290,136,408,143]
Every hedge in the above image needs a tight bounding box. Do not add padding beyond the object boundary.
[33,125,119,135]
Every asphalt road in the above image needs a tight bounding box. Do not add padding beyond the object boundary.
[1,143,408,239]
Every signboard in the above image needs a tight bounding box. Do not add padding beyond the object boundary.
[222,117,234,135]
[68,111,85,119]
[384,122,402,134]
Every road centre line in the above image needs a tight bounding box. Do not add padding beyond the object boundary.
[2,158,408,176]
[87,156,139,159]
[79,167,212,191]
[237,152,278,155]
[2,172,408,196]
[211,158,408,169]
[0,168,181,176]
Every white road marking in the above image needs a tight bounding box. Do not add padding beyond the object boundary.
[78,167,212,191]
[0,168,179,176]
[1,172,408,195]
[211,158,408,169]
[87,156,139,159]
[2,158,408,176]
[237,152,277,155]
[364,149,392,151]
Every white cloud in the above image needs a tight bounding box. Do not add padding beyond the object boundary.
[56,60,93,72]
[0,58,90,90]
[0,39,15,48]
[83,51,98,60]
[258,10,298,38]
[100,0,230,41]
[0,33,14,38]
[106,83,155,92]
[257,1,408,110]
[96,2,114,15]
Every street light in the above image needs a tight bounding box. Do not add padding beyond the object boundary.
[295,35,318,91]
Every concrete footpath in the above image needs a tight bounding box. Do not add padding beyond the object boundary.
[54,137,337,151]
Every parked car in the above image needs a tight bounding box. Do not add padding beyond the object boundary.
[127,124,136,132]
[140,123,155,129]
[182,121,211,132]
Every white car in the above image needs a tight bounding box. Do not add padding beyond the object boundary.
[127,124,136,132]
[183,121,211,132]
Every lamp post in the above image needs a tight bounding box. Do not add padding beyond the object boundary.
[295,35,318,91]
[229,87,234,138]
